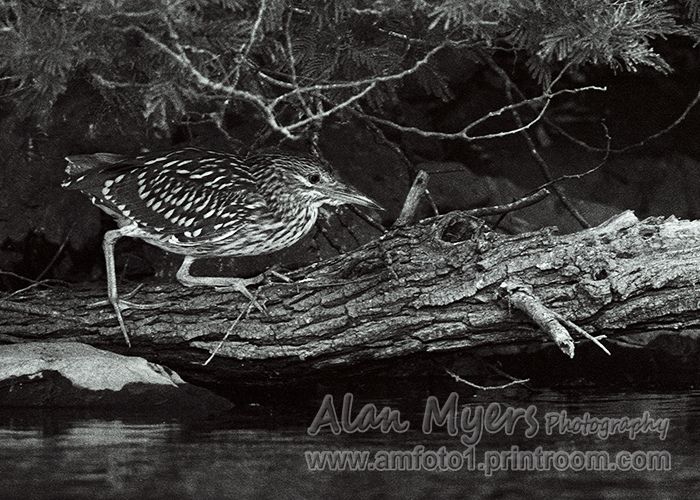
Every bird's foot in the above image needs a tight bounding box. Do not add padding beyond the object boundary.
[177,272,269,315]
[89,285,167,347]
[87,283,148,309]
[88,284,160,309]
[214,277,268,316]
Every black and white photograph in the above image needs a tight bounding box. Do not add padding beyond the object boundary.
[0,0,698,498]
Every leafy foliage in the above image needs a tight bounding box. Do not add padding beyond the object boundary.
[0,0,697,133]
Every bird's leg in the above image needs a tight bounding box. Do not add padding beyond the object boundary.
[176,256,267,314]
[102,228,132,347]
[93,229,165,346]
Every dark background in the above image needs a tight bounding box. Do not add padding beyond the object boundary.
[1,1,700,393]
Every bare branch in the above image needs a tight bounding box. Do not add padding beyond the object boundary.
[464,188,550,217]
[505,84,591,228]
[532,123,612,192]
[500,281,575,358]
[394,171,430,227]
[286,84,378,132]
[552,87,700,153]
[35,225,73,282]
[360,85,606,141]
[350,108,440,216]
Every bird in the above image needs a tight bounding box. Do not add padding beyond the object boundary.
[61,147,381,346]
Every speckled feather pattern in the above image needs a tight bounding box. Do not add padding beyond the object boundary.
[62,148,332,257]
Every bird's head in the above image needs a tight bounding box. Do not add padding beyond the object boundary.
[251,153,382,211]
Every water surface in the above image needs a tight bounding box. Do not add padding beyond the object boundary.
[0,389,697,499]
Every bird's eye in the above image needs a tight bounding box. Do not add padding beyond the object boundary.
[307,173,321,184]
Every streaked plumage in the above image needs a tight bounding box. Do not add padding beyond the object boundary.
[62,147,380,346]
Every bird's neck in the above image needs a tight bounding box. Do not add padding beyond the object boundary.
[254,169,321,243]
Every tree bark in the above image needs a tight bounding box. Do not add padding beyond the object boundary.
[2,210,699,384]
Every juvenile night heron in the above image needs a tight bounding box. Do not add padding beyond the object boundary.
[62,147,381,346]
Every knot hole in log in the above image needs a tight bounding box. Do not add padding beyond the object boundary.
[435,213,486,244]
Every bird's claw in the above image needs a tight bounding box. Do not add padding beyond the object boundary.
[105,298,132,348]
[89,284,145,309]
[89,283,166,347]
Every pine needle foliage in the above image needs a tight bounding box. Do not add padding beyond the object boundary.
[0,0,697,133]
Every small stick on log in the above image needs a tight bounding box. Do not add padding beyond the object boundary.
[394,170,430,227]
[551,311,611,355]
[499,279,611,357]
[203,302,253,365]
[500,280,576,358]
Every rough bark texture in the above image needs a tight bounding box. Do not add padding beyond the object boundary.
[2,210,699,384]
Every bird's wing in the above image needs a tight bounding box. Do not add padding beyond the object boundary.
[62,148,268,237]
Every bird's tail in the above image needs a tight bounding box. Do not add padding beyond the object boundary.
[64,153,126,176]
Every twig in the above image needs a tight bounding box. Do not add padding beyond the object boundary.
[35,224,73,281]
[285,84,377,132]
[1,280,54,302]
[394,170,430,227]
[498,278,610,357]
[445,368,530,390]
[91,73,150,89]
[528,123,612,193]
[484,361,533,386]
[203,302,254,365]
[0,270,39,284]
[549,87,700,153]
[464,188,550,217]
[504,83,590,228]
[551,311,611,355]
[352,108,439,216]
[362,85,606,142]
[348,206,387,234]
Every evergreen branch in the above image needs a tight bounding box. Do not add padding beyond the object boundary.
[232,0,268,87]
[128,22,378,138]
[128,25,296,139]
[271,40,474,108]
[283,10,313,119]
[91,73,150,88]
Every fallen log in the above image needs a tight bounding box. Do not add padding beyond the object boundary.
[1,210,699,385]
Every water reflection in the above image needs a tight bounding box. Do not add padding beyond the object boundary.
[0,390,698,499]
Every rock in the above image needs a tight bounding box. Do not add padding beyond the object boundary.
[0,342,232,415]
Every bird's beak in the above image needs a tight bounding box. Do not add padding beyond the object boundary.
[325,182,384,211]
